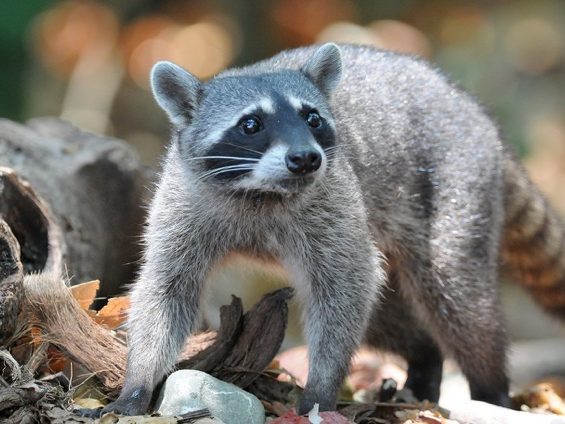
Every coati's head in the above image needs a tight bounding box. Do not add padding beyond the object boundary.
[151,43,342,195]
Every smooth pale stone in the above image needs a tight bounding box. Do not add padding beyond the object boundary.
[155,370,264,424]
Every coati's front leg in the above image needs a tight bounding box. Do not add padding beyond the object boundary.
[101,222,217,416]
[289,235,385,414]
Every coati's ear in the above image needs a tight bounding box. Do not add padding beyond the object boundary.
[301,43,343,97]
[150,61,201,127]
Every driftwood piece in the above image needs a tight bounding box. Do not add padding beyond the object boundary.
[216,287,294,387]
[247,374,297,404]
[180,287,294,389]
[22,273,127,394]
[176,296,244,372]
[0,219,23,344]
[0,118,147,297]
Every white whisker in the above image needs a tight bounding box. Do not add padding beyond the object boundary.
[187,156,260,162]
[196,164,256,182]
[198,165,254,179]
[201,168,255,180]
[324,143,356,152]
[221,142,263,156]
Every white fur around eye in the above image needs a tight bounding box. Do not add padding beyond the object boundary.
[200,97,276,149]
[257,98,275,114]
[287,95,303,111]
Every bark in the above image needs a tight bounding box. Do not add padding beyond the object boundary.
[22,273,127,394]
[180,287,295,389]
[0,218,23,344]
[0,117,147,298]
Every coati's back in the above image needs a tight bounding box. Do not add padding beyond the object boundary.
[224,43,565,317]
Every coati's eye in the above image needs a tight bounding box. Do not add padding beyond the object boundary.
[240,116,262,135]
[306,111,322,128]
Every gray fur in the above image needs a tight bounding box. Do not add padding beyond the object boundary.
[301,42,343,97]
[106,43,519,416]
[151,61,201,127]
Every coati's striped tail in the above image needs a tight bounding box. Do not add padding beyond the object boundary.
[501,152,565,318]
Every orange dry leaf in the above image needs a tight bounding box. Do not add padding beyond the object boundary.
[535,377,565,398]
[514,383,565,415]
[94,296,130,329]
[46,345,69,373]
[70,280,100,310]
[30,326,43,346]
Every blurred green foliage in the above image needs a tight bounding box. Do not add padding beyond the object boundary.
[0,0,50,120]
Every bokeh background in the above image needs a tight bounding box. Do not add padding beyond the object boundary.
[1,0,565,342]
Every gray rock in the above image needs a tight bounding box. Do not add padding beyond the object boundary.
[155,370,264,424]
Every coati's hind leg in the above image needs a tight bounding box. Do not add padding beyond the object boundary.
[398,187,511,407]
[365,270,443,403]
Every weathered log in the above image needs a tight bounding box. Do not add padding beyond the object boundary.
[180,288,294,389]
[246,374,296,404]
[214,287,294,388]
[0,169,62,276]
[22,273,127,394]
[177,296,244,372]
[0,117,147,297]
[0,219,23,344]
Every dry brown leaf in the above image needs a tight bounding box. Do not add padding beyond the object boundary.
[30,326,43,346]
[534,377,565,398]
[85,309,97,319]
[46,345,68,373]
[73,398,105,409]
[513,382,565,415]
[94,296,130,329]
[70,280,100,310]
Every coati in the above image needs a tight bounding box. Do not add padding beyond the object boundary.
[103,43,565,416]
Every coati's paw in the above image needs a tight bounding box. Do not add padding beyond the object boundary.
[100,399,148,416]
[77,387,152,417]
[75,396,149,419]
[297,389,336,415]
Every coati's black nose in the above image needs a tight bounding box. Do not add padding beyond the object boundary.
[285,150,322,174]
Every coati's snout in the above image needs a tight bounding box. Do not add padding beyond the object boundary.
[231,137,327,194]
[286,148,322,174]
